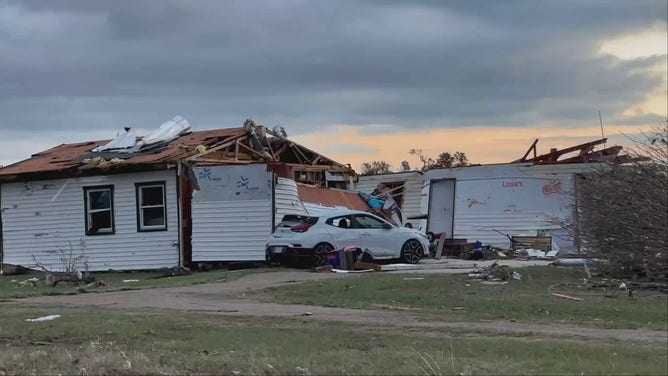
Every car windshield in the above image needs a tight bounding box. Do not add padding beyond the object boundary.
[276,215,318,229]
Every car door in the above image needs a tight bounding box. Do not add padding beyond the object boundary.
[323,215,362,249]
[350,214,396,258]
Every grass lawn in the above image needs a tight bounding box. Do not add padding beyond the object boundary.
[1,305,666,375]
[0,268,261,300]
[250,266,668,330]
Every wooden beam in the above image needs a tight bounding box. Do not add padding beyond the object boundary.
[185,133,248,161]
[513,139,539,163]
[191,158,253,164]
[238,142,271,161]
[527,138,607,163]
[290,143,311,164]
[273,142,290,159]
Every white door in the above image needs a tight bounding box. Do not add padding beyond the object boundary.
[428,179,455,238]
[324,215,361,249]
[351,214,396,257]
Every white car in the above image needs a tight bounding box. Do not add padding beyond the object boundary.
[266,210,430,266]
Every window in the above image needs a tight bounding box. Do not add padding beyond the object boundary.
[351,214,390,230]
[136,182,167,231]
[326,216,353,229]
[84,185,115,235]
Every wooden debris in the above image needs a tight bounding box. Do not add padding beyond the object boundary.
[434,234,447,259]
[353,262,380,271]
[313,265,332,273]
[450,306,466,311]
[551,293,583,301]
[372,304,422,311]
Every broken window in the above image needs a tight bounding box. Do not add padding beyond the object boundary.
[136,182,167,231]
[84,185,115,235]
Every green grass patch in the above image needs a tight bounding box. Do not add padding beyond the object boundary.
[251,266,668,330]
[1,305,666,375]
[0,268,258,299]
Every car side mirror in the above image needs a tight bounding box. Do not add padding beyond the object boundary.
[382,223,392,230]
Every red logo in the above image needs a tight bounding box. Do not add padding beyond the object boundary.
[542,180,561,195]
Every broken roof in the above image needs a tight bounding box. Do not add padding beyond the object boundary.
[0,119,355,183]
[512,138,635,164]
[297,184,369,212]
[0,128,247,179]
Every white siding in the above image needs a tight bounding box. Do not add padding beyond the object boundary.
[357,172,425,228]
[274,178,307,225]
[0,170,179,271]
[423,164,577,250]
[191,165,272,262]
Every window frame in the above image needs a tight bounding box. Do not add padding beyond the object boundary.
[83,185,115,236]
[135,181,168,232]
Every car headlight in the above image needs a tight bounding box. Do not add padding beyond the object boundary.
[418,232,428,239]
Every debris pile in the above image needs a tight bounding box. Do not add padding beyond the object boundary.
[468,262,522,282]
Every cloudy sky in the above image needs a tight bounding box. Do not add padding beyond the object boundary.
[0,0,666,170]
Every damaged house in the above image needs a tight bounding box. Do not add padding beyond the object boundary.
[0,117,357,272]
[359,138,632,254]
[422,138,634,254]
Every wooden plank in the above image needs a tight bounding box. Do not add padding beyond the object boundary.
[551,293,583,301]
[185,134,247,160]
[434,233,447,259]
[353,262,381,271]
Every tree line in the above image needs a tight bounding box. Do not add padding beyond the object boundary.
[360,149,470,175]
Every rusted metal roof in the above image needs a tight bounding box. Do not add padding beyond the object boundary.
[0,128,247,178]
[297,184,369,211]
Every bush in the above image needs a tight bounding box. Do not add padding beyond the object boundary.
[575,121,667,282]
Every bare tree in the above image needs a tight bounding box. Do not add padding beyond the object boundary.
[360,160,393,175]
[574,120,667,282]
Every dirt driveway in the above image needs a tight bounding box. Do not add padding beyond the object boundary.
[19,270,667,344]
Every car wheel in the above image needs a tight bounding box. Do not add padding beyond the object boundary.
[313,242,335,267]
[401,239,424,264]
[265,248,280,267]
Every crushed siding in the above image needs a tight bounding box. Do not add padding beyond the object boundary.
[274,178,307,225]
[0,170,179,271]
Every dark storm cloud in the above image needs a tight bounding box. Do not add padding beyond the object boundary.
[0,0,666,164]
